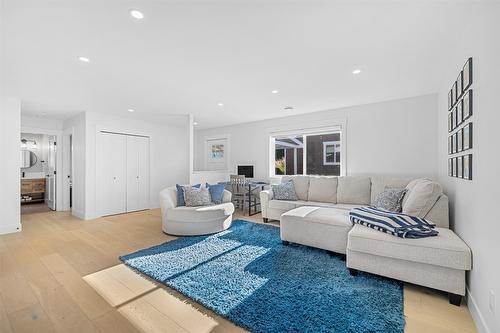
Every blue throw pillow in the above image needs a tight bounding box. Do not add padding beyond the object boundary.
[206,183,226,204]
[176,184,201,206]
[272,180,298,201]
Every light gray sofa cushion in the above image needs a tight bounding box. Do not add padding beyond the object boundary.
[403,178,443,217]
[370,177,411,204]
[347,224,471,270]
[184,186,212,207]
[307,176,338,203]
[337,176,371,205]
[282,176,310,200]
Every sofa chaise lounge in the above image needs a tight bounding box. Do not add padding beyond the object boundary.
[260,175,471,305]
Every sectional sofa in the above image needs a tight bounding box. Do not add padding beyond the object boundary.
[259,175,471,305]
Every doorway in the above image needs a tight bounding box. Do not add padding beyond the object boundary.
[20,132,57,215]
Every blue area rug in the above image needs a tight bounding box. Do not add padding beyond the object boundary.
[120,220,404,333]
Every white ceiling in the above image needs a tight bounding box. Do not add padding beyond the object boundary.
[0,0,477,128]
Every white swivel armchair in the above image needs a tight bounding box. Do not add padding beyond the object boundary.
[159,186,235,236]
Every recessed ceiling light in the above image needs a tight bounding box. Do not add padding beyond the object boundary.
[78,56,90,63]
[217,103,224,107]
[352,69,362,75]
[284,106,294,111]
[193,121,199,126]
[128,109,135,112]
[272,90,279,94]
[130,9,144,20]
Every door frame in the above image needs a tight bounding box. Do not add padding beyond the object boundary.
[20,126,64,211]
[61,127,74,211]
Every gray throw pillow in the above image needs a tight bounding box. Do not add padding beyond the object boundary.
[373,187,407,212]
[272,181,298,201]
[184,186,212,207]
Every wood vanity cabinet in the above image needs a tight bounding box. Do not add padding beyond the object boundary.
[21,178,46,203]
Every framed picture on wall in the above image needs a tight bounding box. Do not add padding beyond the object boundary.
[457,155,463,178]
[452,157,458,177]
[456,71,463,99]
[448,90,453,111]
[457,99,463,126]
[452,107,457,130]
[448,113,452,132]
[452,81,458,105]
[463,57,473,91]
[452,133,457,153]
[457,128,463,152]
[448,136,452,154]
[463,122,473,150]
[463,89,473,120]
[463,154,472,180]
[448,158,453,176]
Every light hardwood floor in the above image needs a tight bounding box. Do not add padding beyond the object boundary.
[0,209,477,333]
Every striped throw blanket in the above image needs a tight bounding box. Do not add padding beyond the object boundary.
[349,207,439,239]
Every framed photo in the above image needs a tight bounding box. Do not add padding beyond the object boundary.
[452,81,458,105]
[452,107,457,130]
[463,122,473,150]
[448,136,452,154]
[463,57,473,91]
[452,133,457,153]
[448,113,452,132]
[463,89,473,120]
[463,154,472,180]
[457,128,463,152]
[457,99,463,126]
[457,155,463,178]
[452,157,458,177]
[448,158,453,176]
[456,71,463,99]
[448,90,453,111]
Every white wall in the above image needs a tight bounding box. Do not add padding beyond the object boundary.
[437,5,500,333]
[195,94,439,181]
[21,115,64,131]
[0,97,22,234]
[65,112,190,220]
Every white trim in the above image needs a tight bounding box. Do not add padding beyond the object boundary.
[0,223,22,235]
[467,287,491,333]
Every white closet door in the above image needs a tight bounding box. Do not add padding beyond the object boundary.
[100,132,127,216]
[126,135,150,212]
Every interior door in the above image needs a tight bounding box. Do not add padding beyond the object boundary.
[46,136,57,210]
[126,135,150,212]
[99,132,127,216]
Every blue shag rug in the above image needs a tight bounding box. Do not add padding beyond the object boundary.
[120,220,404,333]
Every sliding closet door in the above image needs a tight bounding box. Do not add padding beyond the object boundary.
[126,135,150,212]
[100,132,127,216]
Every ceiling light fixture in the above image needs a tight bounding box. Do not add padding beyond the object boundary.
[193,121,199,126]
[352,69,362,75]
[217,103,224,107]
[128,109,135,112]
[272,90,279,94]
[78,56,90,63]
[130,9,144,20]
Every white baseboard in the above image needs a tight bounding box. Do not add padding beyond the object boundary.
[0,223,22,235]
[467,287,491,333]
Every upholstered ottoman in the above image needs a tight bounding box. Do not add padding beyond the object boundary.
[280,206,353,254]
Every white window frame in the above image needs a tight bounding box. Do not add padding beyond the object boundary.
[323,141,341,166]
[268,123,346,179]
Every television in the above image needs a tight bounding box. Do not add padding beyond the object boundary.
[237,165,254,179]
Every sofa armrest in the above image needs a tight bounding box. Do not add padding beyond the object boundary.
[222,189,232,203]
[260,189,273,218]
[159,187,178,224]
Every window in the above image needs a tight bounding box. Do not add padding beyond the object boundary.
[270,128,343,177]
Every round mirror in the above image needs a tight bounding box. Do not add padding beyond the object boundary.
[21,150,38,169]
